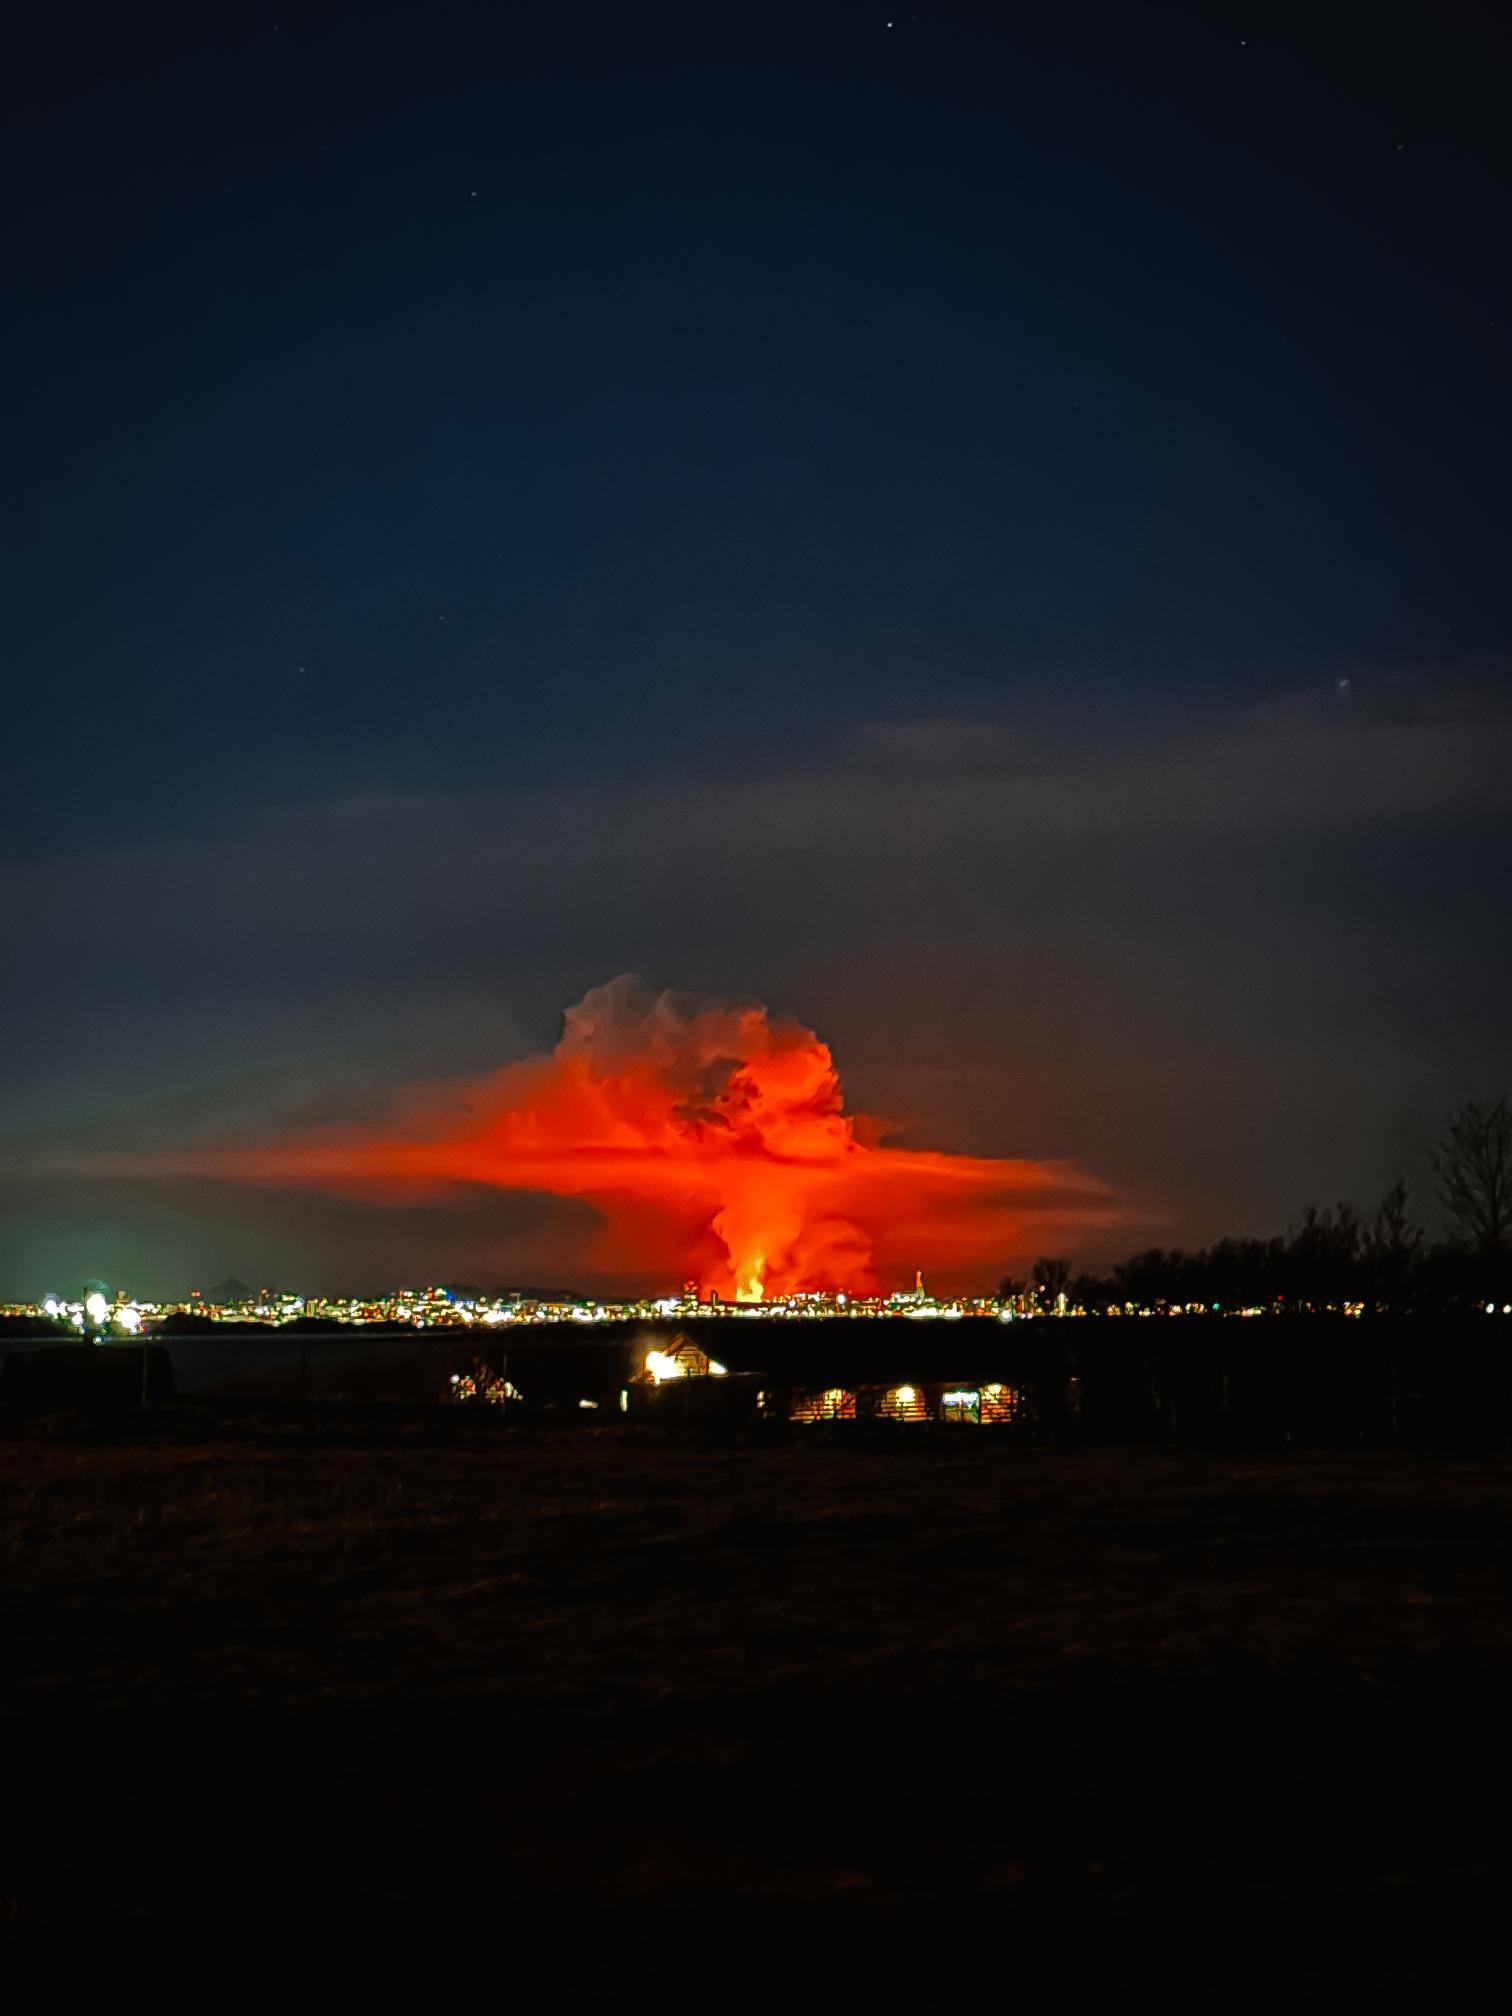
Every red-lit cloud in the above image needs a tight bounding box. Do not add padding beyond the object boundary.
[106,978,1115,1296]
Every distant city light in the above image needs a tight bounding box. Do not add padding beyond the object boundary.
[1,1267,1446,1336]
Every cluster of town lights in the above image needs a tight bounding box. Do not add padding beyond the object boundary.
[7,1273,1040,1331]
[34,1292,145,1337]
[8,1279,1512,1333]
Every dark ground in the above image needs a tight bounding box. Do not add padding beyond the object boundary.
[4,1410,1511,1997]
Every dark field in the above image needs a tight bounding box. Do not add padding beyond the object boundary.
[5,1413,1512,1995]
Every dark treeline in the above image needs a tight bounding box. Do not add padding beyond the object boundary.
[1014,1098,1512,1315]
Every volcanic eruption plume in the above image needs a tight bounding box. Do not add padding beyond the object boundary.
[112,978,1114,1296]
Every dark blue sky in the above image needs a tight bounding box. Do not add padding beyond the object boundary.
[5,3,1510,1292]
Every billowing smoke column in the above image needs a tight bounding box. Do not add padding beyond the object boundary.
[133,978,1112,1296]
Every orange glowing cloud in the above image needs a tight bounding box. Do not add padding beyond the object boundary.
[113,978,1115,1296]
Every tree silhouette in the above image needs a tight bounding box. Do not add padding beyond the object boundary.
[1433,1098,1512,1256]
[1008,1101,1512,1316]
[1032,1256,1071,1304]
[1068,1270,1111,1313]
[1366,1179,1423,1308]
[1114,1248,1179,1308]
[1285,1204,1363,1307]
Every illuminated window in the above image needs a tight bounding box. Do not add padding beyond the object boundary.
[875,1384,927,1422]
[980,1382,1023,1425]
[788,1387,857,1423]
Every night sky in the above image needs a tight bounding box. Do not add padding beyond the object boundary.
[5,2,1510,1295]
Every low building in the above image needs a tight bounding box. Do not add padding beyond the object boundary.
[781,1380,1026,1426]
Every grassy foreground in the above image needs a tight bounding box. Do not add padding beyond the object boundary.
[4,1412,1511,1993]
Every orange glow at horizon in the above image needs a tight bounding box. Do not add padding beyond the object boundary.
[117,977,1116,1295]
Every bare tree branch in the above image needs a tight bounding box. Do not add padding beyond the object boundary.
[1433,1099,1512,1255]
